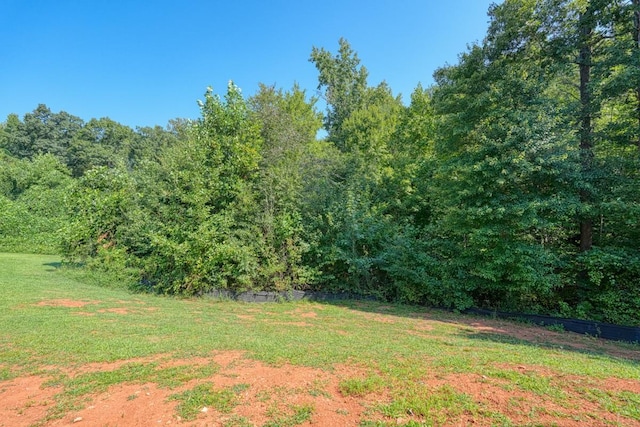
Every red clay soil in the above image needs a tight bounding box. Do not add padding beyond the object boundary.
[461,317,640,362]
[35,299,98,308]
[0,375,59,427]
[5,301,639,426]
[0,352,371,427]
[2,350,639,427]
[406,310,640,362]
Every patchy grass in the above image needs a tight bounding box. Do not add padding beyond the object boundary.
[46,362,218,396]
[40,361,218,421]
[378,384,477,426]
[578,388,640,421]
[339,375,385,397]
[263,404,314,427]
[169,382,249,420]
[1,252,639,426]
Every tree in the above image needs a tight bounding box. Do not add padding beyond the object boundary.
[122,82,265,294]
[0,153,73,253]
[308,39,438,300]
[249,83,323,289]
[429,0,578,310]
[309,38,370,148]
[20,105,84,160]
[424,0,640,321]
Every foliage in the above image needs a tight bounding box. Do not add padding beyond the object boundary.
[423,0,640,320]
[1,104,182,177]
[2,0,639,325]
[0,153,73,253]
[115,82,265,294]
[309,37,369,146]
[249,84,323,290]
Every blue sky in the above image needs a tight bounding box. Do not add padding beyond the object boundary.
[1,1,498,129]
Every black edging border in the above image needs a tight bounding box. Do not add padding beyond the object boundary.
[464,308,640,343]
[205,289,640,343]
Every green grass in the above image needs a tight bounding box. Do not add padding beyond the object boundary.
[577,388,640,421]
[380,384,476,422]
[1,252,639,426]
[169,382,250,420]
[262,404,314,427]
[46,362,218,396]
[339,375,385,396]
[482,367,567,399]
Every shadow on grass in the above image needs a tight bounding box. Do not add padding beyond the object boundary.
[327,299,640,364]
[43,261,63,272]
[43,261,86,271]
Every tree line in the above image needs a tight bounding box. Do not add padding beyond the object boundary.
[1,0,638,325]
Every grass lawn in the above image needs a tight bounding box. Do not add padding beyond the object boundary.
[1,252,639,426]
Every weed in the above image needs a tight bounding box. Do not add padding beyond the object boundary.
[339,375,384,397]
[380,384,477,424]
[256,389,272,402]
[224,415,254,427]
[263,404,314,427]
[0,366,12,381]
[169,382,250,420]
[308,379,331,398]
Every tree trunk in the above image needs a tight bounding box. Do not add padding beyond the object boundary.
[634,0,640,150]
[578,8,594,252]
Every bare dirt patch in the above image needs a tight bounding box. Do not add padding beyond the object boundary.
[599,377,640,394]
[0,375,59,427]
[423,370,640,427]
[97,307,132,315]
[287,308,319,319]
[35,299,98,308]
[50,383,174,427]
[359,312,398,324]
[2,349,639,426]
[34,351,368,427]
[462,318,640,361]
[408,311,640,362]
[268,321,314,327]
[85,307,158,316]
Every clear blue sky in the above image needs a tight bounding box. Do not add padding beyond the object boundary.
[1,1,499,129]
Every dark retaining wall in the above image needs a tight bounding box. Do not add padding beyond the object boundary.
[205,289,639,343]
[205,289,375,303]
[465,308,640,343]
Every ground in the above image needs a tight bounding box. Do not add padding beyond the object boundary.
[1,298,639,426]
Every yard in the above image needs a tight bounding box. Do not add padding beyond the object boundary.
[1,253,638,426]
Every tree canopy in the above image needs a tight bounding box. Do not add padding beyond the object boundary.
[2,0,639,325]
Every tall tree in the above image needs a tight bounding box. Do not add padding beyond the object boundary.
[132,82,263,294]
[22,105,84,160]
[576,1,598,252]
[248,83,323,289]
[309,39,436,300]
[430,0,577,310]
[309,38,370,148]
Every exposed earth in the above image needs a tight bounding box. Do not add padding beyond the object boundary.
[1,299,639,426]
